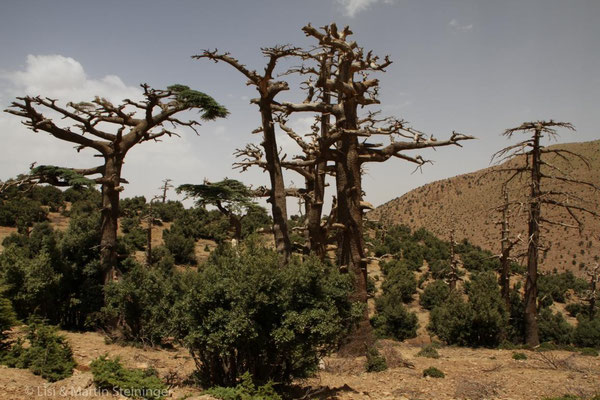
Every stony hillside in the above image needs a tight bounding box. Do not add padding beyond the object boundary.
[369,140,600,274]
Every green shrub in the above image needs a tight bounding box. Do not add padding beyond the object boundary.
[0,197,47,231]
[423,367,444,378]
[512,352,527,360]
[579,347,599,356]
[0,286,16,349]
[538,309,573,345]
[428,293,473,346]
[366,276,377,298]
[371,294,418,341]
[240,205,271,238]
[0,207,104,330]
[63,187,101,205]
[565,303,588,318]
[429,259,451,280]
[120,196,147,218]
[428,273,508,347]
[380,262,417,303]
[151,201,184,223]
[176,243,357,387]
[458,243,499,272]
[205,372,281,400]
[90,355,167,400]
[420,280,450,310]
[365,346,387,372]
[417,344,440,359]
[2,321,75,382]
[573,317,600,348]
[102,260,186,346]
[163,227,196,265]
[538,271,588,306]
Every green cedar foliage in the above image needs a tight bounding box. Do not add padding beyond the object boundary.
[167,84,229,120]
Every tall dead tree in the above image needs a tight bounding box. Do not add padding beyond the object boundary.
[279,24,474,352]
[585,262,599,319]
[159,179,174,203]
[447,228,461,291]
[198,24,473,353]
[493,120,598,346]
[496,185,523,310]
[194,47,300,263]
[5,85,228,283]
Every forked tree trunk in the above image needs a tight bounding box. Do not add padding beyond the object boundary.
[524,130,542,346]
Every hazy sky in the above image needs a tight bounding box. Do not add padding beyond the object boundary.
[1,0,599,210]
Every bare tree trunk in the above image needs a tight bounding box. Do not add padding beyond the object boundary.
[524,129,542,346]
[146,201,153,267]
[305,54,331,259]
[100,156,122,284]
[499,188,511,310]
[335,85,372,353]
[260,100,292,264]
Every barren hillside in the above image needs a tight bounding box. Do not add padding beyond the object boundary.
[369,140,600,274]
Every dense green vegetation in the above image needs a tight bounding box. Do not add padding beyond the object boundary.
[0,184,598,391]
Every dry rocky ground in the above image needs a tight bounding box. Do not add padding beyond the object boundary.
[0,328,599,400]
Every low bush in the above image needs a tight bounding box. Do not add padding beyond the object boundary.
[365,346,387,372]
[0,286,16,349]
[420,280,450,310]
[565,303,588,318]
[1,321,75,382]
[380,262,417,303]
[579,347,599,357]
[162,227,196,265]
[428,272,508,347]
[205,372,281,400]
[366,276,377,298]
[101,259,186,346]
[538,271,588,306]
[423,367,444,378]
[90,355,167,400]
[176,243,358,387]
[371,294,418,341]
[573,317,600,348]
[538,309,574,345]
[512,352,527,360]
[416,344,440,359]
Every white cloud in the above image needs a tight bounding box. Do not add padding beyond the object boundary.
[336,0,392,17]
[3,54,141,104]
[0,55,209,200]
[449,19,473,32]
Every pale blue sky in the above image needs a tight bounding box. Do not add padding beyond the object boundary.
[1,0,599,210]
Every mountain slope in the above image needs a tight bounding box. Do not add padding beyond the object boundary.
[369,140,600,274]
